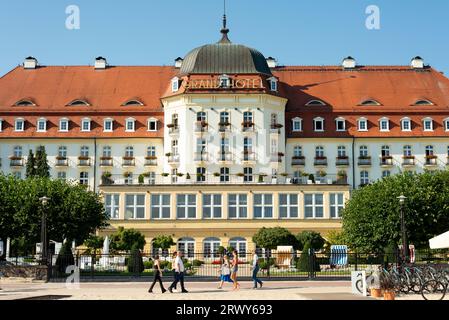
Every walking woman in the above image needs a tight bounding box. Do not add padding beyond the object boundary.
[218,255,233,289]
[230,250,240,290]
[148,255,166,293]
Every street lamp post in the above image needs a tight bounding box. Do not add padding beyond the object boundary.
[39,196,50,266]
[397,195,408,265]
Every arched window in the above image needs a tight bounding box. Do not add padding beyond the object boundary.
[414,99,433,106]
[177,237,195,258]
[81,118,91,132]
[67,99,90,106]
[203,238,221,258]
[335,117,346,131]
[14,99,36,106]
[379,117,390,132]
[122,99,144,106]
[360,99,381,106]
[357,117,368,131]
[125,118,136,132]
[229,237,247,257]
[36,118,47,132]
[422,117,433,131]
[306,100,326,106]
[292,117,302,132]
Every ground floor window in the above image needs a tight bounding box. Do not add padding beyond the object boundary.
[151,194,171,219]
[178,237,195,258]
[79,171,88,185]
[125,194,145,219]
[229,237,247,257]
[203,237,221,258]
[304,193,324,218]
[253,194,273,219]
[105,194,120,219]
[177,194,196,219]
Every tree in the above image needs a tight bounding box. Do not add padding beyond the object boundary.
[341,171,449,252]
[296,242,320,272]
[110,227,146,252]
[35,146,50,178]
[25,149,36,178]
[55,241,75,274]
[152,235,175,250]
[83,235,104,254]
[252,227,299,250]
[296,231,325,251]
[325,230,347,246]
[127,243,144,273]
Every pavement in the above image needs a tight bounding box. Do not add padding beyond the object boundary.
[0,279,439,300]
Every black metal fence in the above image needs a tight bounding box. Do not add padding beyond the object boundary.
[3,250,448,281]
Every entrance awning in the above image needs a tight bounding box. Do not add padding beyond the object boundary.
[429,231,449,249]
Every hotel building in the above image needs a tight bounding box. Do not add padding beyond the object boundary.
[1,21,449,254]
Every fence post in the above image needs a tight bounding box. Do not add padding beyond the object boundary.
[355,252,358,271]
[308,249,315,280]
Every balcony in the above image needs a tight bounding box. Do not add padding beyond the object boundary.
[122,157,135,167]
[194,152,209,163]
[241,122,255,134]
[194,121,208,134]
[9,157,24,167]
[380,156,393,167]
[402,156,415,167]
[270,153,284,163]
[99,157,113,167]
[218,122,231,134]
[292,156,305,166]
[242,151,256,163]
[55,157,68,167]
[358,156,372,166]
[270,123,283,135]
[425,155,438,166]
[217,152,233,163]
[144,156,158,166]
[167,154,180,166]
[167,124,179,136]
[77,157,91,167]
[314,157,328,166]
[336,156,349,167]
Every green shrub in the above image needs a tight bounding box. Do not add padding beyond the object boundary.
[127,244,144,273]
[192,260,204,267]
[159,260,170,270]
[258,258,276,270]
[296,243,320,272]
[55,241,75,274]
[184,262,192,270]
[143,260,154,270]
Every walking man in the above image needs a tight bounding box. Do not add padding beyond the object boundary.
[168,251,188,293]
[252,250,263,289]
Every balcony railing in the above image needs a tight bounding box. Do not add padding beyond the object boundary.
[218,152,233,162]
[314,157,328,166]
[168,125,179,135]
[270,153,283,163]
[194,121,208,133]
[425,156,438,166]
[100,157,113,167]
[99,173,349,186]
[144,157,158,166]
[335,157,349,166]
[122,157,135,167]
[55,157,68,167]
[380,156,393,166]
[9,157,24,167]
[242,122,254,132]
[242,151,256,162]
[78,157,91,167]
[167,154,180,164]
[358,157,372,166]
[402,156,415,166]
[270,123,282,134]
[218,123,231,133]
[292,157,305,166]
[194,152,209,162]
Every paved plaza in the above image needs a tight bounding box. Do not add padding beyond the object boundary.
[0,279,441,300]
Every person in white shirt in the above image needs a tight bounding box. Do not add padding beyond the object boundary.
[168,251,188,293]
[252,251,263,289]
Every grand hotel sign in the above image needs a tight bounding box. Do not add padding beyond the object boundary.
[185,77,265,90]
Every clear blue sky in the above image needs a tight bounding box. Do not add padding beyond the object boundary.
[1,0,448,76]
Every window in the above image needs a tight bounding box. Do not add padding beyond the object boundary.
[254,194,273,219]
[337,146,346,157]
[0,119,3,132]
[151,194,170,219]
[103,146,112,157]
[306,100,326,106]
[196,167,206,182]
[203,194,222,219]
[243,111,253,124]
[124,173,133,185]
[15,118,24,132]
[268,77,278,92]
[219,74,230,88]
[335,118,346,131]
[13,172,22,179]
[315,146,325,157]
[229,237,247,257]
[125,146,134,157]
[197,112,207,122]
[330,193,344,218]
[122,100,144,106]
[125,118,135,132]
[105,194,120,219]
[220,112,230,125]
[359,146,368,157]
[172,140,178,156]
[147,146,156,157]
[171,114,179,128]
[171,169,178,184]
[228,194,247,219]
[381,145,390,157]
[196,138,207,154]
[403,145,412,157]
[36,118,46,132]
[125,194,145,219]
[360,171,369,185]
[80,146,89,157]
[358,118,368,131]
[313,117,324,132]
[68,99,89,106]
[59,118,69,132]
[177,238,195,258]
[177,194,196,219]
[401,118,411,131]
[220,137,230,156]
[414,99,433,106]
[382,170,391,178]
[203,238,221,258]
[360,99,381,106]
[425,145,434,156]
[279,194,298,218]
[379,118,389,132]
[81,118,91,132]
[243,167,253,182]
[104,118,113,132]
[171,77,179,92]
[58,146,67,158]
[304,194,324,218]
[147,118,158,131]
[79,172,89,185]
[423,118,433,131]
[292,117,302,132]
[13,146,23,157]
[243,137,253,154]
[148,172,156,185]
[445,118,449,131]
[14,99,35,106]
[293,146,303,157]
[220,167,230,182]
[57,171,66,181]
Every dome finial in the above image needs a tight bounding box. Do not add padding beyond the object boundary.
[219,0,231,44]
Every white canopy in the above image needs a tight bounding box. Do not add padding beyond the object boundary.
[429,231,449,249]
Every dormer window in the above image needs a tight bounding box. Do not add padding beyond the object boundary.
[219,74,230,88]
[306,100,326,106]
[104,118,114,132]
[81,118,91,132]
[379,117,390,132]
[313,117,324,132]
[125,118,136,132]
[360,99,381,106]
[267,77,278,92]
[444,118,449,132]
[171,77,180,92]
[292,117,302,132]
[147,118,158,131]
[68,99,90,106]
[14,99,36,107]
[122,100,144,106]
[401,117,411,131]
[0,118,3,132]
[36,118,47,132]
[15,118,24,132]
[357,117,368,131]
[422,117,433,131]
[335,117,346,132]
[59,118,69,132]
[414,99,434,106]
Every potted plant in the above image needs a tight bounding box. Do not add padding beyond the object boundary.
[236,172,245,178]
[138,174,145,184]
[380,273,396,300]
[185,173,191,180]
[123,171,132,178]
[308,174,315,184]
[258,174,267,183]
[176,172,184,177]
[200,121,208,127]
[101,172,113,185]
[165,152,172,157]
[280,172,288,177]
[318,170,327,177]
[213,172,221,177]
[161,173,169,177]
[167,123,175,128]
[369,270,382,298]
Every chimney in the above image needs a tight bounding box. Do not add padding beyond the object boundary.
[342,56,356,69]
[411,56,424,69]
[94,56,108,69]
[175,57,183,68]
[23,56,38,69]
[266,57,277,68]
